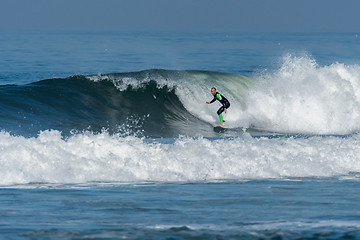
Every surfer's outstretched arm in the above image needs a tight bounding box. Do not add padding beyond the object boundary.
[206,96,217,104]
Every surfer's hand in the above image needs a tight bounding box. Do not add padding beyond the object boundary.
[224,108,227,113]
[206,101,210,104]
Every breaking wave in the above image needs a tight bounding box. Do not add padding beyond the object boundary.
[1,55,360,137]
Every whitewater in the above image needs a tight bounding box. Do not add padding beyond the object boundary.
[1,130,360,186]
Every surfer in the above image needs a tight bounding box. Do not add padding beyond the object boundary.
[206,87,230,126]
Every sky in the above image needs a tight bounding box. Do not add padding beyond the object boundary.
[0,0,360,32]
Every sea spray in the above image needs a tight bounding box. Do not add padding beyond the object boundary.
[243,55,360,134]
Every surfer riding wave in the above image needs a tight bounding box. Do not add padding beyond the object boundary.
[206,87,230,126]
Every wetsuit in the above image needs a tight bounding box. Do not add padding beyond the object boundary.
[209,92,230,123]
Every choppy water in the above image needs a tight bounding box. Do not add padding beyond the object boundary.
[1,31,360,239]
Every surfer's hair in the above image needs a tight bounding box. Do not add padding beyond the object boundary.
[211,87,216,91]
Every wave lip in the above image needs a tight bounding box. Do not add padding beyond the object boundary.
[1,130,360,186]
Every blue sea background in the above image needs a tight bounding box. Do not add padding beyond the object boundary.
[1,31,360,239]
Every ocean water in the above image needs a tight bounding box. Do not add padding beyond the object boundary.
[1,31,360,239]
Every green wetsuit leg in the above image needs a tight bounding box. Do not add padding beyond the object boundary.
[219,114,223,123]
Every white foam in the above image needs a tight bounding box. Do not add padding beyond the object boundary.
[1,130,360,186]
[242,55,360,134]
[88,72,176,91]
[150,219,360,232]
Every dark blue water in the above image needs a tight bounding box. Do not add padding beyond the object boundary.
[2,31,359,85]
[1,31,360,239]
[1,180,360,240]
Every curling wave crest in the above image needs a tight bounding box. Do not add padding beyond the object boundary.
[87,55,360,135]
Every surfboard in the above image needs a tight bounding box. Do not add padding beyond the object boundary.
[213,125,228,132]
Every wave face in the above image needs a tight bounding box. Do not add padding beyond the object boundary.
[1,130,360,186]
[1,55,360,137]
[0,69,252,137]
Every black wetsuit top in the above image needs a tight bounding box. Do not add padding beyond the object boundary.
[210,92,230,107]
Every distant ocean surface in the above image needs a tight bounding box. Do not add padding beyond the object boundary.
[1,31,360,239]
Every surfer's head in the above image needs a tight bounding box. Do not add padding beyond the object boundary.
[211,87,216,95]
